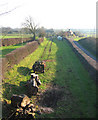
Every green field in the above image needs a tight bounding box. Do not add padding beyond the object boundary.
[74,37,96,59]
[74,37,85,41]
[0,34,33,39]
[2,38,96,118]
[0,43,26,58]
[0,36,22,39]
[78,37,96,58]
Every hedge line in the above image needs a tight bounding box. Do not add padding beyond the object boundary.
[2,38,44,79]
[1,37,33,46]
[64,38,97,82]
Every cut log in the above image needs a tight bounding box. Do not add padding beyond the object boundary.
[32,61,45,73]
[36,79,41,86]
[26,73,41,95]
[11,94,30,108]
[31,73,41,86]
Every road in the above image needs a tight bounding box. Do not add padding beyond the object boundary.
[73,41,97,61]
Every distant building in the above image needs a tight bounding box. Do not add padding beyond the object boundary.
[63,29,74,37]
[67,29,73,36]
[57,36,62,40]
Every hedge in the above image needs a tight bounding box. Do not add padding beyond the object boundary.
[2,38,44,79]
[1,37,33,46]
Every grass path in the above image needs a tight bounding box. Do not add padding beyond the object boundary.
[2,38,96,118]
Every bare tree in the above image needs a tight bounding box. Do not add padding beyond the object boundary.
[38,27,46,37]
[22,16,38,40]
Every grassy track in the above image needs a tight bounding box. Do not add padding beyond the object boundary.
[2,38,96,118]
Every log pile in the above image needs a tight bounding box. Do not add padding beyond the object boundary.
[10,94,40,119]
[3,60,52,119]
[32,61,46,73]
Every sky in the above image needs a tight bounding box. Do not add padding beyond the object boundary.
[0,0,97,29]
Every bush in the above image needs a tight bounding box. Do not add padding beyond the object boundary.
[5,41,38,66]
[2,38,44,79]
[2,58,9,79]
[1,38,33,46]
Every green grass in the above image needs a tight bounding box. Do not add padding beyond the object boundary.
[0,34,33,39]
[0,36,22,39]
[0,43,26,58]
[74,37,85,41]
[2,38,96,118]
[74,37,96,59]
[77,37,96,58]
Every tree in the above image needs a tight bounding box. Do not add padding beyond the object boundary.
[22,16,38,40]
[38,27,46,37]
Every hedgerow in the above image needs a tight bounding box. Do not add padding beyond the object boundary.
[1,38,33,46]
[2,38,44,78]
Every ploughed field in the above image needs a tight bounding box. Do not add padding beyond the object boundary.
[2,38,96,118]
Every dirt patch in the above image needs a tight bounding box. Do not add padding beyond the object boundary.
[38,86,64,108]
[43,59,56,62]
[41,41,50,58]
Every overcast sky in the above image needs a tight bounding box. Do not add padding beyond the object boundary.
[0,0,97,29]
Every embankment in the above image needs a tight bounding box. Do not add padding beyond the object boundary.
[65,37,97,82]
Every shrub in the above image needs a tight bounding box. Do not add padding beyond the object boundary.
[5,41,38,66]
[2,58,9,79]
[1,38,33,46]
[2,38,44,79]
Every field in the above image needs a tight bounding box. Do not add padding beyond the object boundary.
[73,37,97,59]
[0,43,26,58]
[2,38,96,118]
[0,35,38,58]
[78,37,96,58]
[74,37,85,41]
[0,34,33,39]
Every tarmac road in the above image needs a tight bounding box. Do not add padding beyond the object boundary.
[73,41,97,61]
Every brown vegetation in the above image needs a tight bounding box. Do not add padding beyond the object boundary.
[1,38,33,46]
[2,38,44,79]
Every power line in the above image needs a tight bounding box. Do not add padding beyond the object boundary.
[0,5,20,16]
